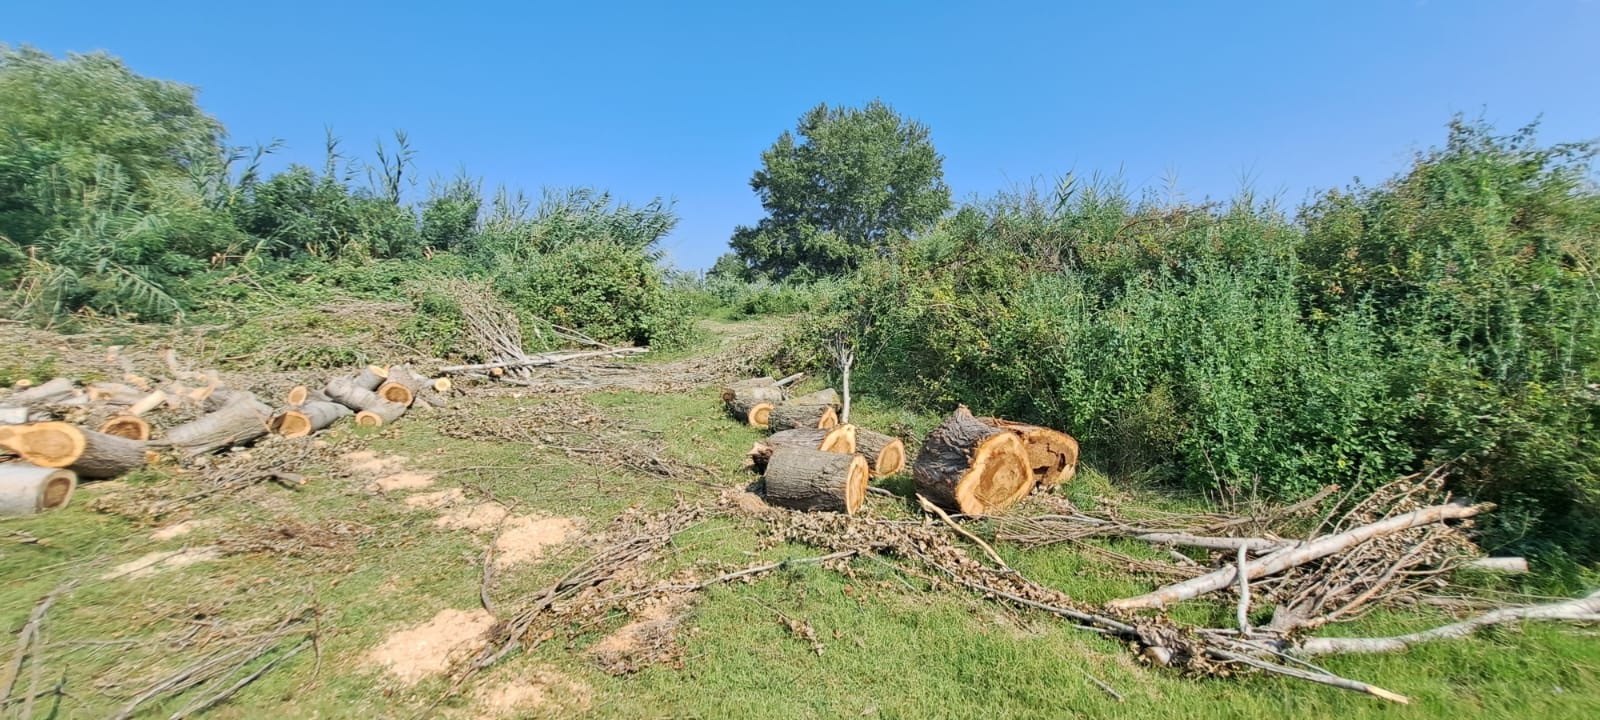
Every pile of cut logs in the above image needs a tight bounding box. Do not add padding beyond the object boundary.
[0,360,453,517]
[722,376,1078,516]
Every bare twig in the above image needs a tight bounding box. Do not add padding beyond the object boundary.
[918,495,1011,572]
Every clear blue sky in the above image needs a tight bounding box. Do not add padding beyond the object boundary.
[4,1,1597,269]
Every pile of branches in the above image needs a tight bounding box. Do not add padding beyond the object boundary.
[434,280,646,383]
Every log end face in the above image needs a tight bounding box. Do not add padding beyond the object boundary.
[873,438,907,477]
[17,422,86,468]
[41,471,75,510]
[748,403,774,428]
[98,416,151,442]
[844,454,870,515]
[954,432,1034,515]
[278,411,313,438]
[354,411,384,428]
[817,407,839,429]
[820,424,857,455]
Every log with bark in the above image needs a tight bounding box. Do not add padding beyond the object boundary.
[766,403,839,432]
[747,425,858,472]
[913,406,1034,515]
[355,365,389,390]
[97,415,151,441]
[270,401,353,438]
[728,396,777,428]
[376,363,421,406]
[762,446,870,514]
[166,393,274,456]
[720,377,782,404]
[0,422,148,479]
[788,388,841,410]
[0,407,30,425]
[325,375,385,412]
[127,390,168,417]
[354,399,408,427]
[0,463,77,516]
[975,417,1079,489]
[854,427,907,477]
[0,378,77,408]
[1290,590,1600,656]
[86,382,146,405]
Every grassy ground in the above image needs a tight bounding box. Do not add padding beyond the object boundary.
[3,317,1598,719]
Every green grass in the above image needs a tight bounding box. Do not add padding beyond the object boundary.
[3,317,1599,718]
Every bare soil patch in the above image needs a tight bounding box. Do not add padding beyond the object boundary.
[367,608,496,685]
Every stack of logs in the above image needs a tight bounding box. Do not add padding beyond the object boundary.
[0,361,454,517]
[724,376,1075,517]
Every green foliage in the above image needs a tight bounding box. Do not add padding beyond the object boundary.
[730,100,951,279]
[494,238,691,348]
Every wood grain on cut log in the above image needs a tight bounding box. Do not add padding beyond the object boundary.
[0,422,147,479]
[727,396,776,428]
[354,365,389,390]
[97,415,151,441]
[166,393,274,456]
[854,428,907,477]
[975,417,1079,489]
[354,399,408,427]
[286,385,310,406]
[747,425,858,472]
[376,363,421,406]
[766,403,839,432]
[0,463,77,516]
[271,401,353,438]
[913,407,1034,515]
[720,377,779,404]
[763,447,870,514]
[325,375,385,412]
[788,388,841,409]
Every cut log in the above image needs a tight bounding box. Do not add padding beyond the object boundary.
[325,375,385,412]
[97,415,151,441]
[431,377,452,393]
[376,363,421,406]
[721,377,778,404]
[354,399,408,427]
[166,393,273,456]
[763,447,870,514]
[913,406,1034,515]
[1107,502,1491,610]
[767,403,839,432]
[975,417,1079,489]
[0,463,77,516]
[0,407,29,425]
[355,365,389,390]
[728,397,777,428]
[747,425,857,472]
[87,382,145,405]
[789,388,841,409]
[1464,557,1530,574]
[127,390,167,416]
[854,428,907,477]
[285,385,310,406]
[0,422,148,479]
[0,378,75,408]
[271,401,353,438]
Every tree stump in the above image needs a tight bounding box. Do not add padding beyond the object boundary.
[728,397,777,428]
[913,407,1033,515]
[325,375,385,412]
[0,463,76,516]
[767,403,839,432]
[788,388,840,409]
[763,447,870,514]
[747,425,857,472]
[376,363,421,406]
[355,399,408,427]
[975,417,1079,489]
[167,393,273,456]
[0,422,148,479]
[271,401,353,438]
[97,415,151,441]
[854,428,907,477]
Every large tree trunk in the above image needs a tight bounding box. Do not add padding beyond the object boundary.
[325,375,385,412]
[376,363,421,406]
[271,401,353,438]
[854,428,907,477]
[97,415,151,441]
[1,378,77,408]
[355,399,408,427]
[913,407,1034,515]
[1106,502,1491,610]
[788,388,840,409]
[728,396,777,428]
[166,393,274,456]
[0,463,76,516]
[0,422,148,479]
[763,447,870,514]
[747,425,858,472]
[767,403,839,432]
[975,417,1079,489]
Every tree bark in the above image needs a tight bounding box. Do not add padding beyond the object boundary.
[1293,590,1600,656]
[1,378,77,408]
[325,375,385,412]
[97,415,151,441]
[728,397,776,428]
[975,417,1079,489]
[789,388,840,409]
[86,382,145,405]
[763,447,870,514]
[354,365,389,390]
[767,403,839,432]
[854,428,907,477]
[376,363,421,406]
[913,407,1034,515]
[0,463,76,516]
[721,377,779,404]
[0,422,148,479]
[354,399,408,427]
[166,393,274,456]
[0,407,29,425]
[747,426,858,472]
[271,401,353,438]
[1107,502,1491,610]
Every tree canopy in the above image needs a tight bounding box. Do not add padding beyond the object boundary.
[729,100,950,279]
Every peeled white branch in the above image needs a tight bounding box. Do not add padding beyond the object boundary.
[1293,590,1600,656]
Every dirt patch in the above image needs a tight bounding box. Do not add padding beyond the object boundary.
[493,516,581,568]
[366,608,495,685]
[474,665,592,717]
[150,519,217,541]
[370,471,436,493]
[102,546,221,580]
[405,487,465,510]
[434,503,509,532]
[589,594,692,674]
[341,450,408,477]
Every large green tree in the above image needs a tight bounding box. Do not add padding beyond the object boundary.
[730,100,950,279]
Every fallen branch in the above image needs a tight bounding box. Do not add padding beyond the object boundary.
[1292,590,1600,656]
[438,347,647,374]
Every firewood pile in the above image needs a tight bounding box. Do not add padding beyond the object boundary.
[0,354,455,517]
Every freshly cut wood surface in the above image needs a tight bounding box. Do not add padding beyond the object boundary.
[0,421,148,479]
[975,417,1079,488]
[728,397,776,428]
[747,425,858,472]
[354,399,408,427]
[97,415,151,441]
[854,427,907,477]
[271,401,353,438]
[763,447,869,514]
[0,462,77,516]
[913,407,1033,515]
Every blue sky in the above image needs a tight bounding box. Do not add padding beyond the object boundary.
[4,1,1597,269]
